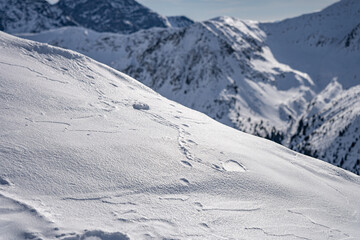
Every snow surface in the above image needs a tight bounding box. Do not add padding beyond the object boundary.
[1,32,360,240]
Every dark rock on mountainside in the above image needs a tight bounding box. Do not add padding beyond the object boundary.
[0,0,74,33]
[0,0,170,34]
[56,0,170,34]
[167,16,194,28]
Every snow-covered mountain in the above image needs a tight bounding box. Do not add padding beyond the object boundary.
[0,0,75,34]
[0,0,170,34]
[19,19,315,143]
[262,0,360,90]
[16,0,360,174]
[56,0,170,34]
[289,81,360,174]
[262,0,360,174]
[167,16,194,28]
[1,30,360,240]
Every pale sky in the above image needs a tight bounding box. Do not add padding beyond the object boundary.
[137,0,340,22]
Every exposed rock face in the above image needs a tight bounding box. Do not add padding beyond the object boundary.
[56,0,170,34]
[0,0,74,33]
[0,0,170,34]
[167,16,194,28]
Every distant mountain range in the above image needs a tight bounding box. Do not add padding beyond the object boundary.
[1,0,359,174]
[0,0,194,34]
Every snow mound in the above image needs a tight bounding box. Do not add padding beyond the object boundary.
[132,102,150,110]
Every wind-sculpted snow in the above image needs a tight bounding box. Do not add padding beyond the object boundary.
[1,31,360,240]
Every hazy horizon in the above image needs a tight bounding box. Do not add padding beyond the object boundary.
[46,0,340,22]
[137,0,339,22]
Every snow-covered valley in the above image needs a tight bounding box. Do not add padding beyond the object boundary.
[1,31,360,240]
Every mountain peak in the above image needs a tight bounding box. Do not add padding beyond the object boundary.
[265,0,360,41]
[167,16,194,28]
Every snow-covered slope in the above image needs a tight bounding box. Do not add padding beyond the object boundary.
[1,31,360,240]
[0,0,170,34]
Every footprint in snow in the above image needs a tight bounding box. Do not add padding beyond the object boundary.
[24,232,40,239]
[181,160,192,167]
[133,102,150,110]
[200,223,210,228]
[0,176,10,186]
[194,202,203,207]
[223,160,246,172]
[211,164,222,171]
[194,202,203,212]
[109,82,118,87]
[180,178,190,185]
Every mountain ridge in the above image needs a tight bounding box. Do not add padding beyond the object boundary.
[167,16,194,28]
